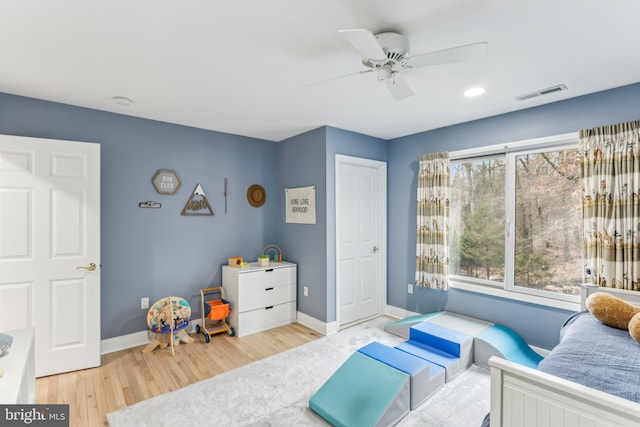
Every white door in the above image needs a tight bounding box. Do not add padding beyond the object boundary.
[0,134,100,377]
[336,155,386,327]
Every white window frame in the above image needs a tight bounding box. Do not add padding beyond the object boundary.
[448,132,581,311]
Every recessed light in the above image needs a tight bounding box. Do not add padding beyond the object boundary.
[112,96,133,106]
[464,87,486,97]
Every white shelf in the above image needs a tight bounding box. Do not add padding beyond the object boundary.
[0,328,35,404]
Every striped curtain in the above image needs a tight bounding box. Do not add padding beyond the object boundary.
[416,152,450,289]
[580,119,640,290]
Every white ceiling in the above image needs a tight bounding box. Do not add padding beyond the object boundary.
[2,1,639,142]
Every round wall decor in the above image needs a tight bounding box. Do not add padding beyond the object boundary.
[247,184,266,207]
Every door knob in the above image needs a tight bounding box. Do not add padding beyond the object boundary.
[77,262,97,271]
[373,246,379,253]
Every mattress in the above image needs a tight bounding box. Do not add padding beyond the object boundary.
[538,311,640,403]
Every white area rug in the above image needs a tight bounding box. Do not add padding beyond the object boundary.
[107,317,489,426]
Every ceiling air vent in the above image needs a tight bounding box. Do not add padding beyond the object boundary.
[514,84,567,101]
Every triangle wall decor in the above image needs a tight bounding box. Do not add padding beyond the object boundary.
[182,184,214,216]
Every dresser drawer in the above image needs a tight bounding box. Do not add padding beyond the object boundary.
[238,267,295,292]
[236,302,296,337]
[239,283,296,312]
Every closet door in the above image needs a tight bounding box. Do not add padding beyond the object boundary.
[336,154,386,327]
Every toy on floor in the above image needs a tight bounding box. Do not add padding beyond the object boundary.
[585,292,640,343]
[144,296,195,355]
[196,286,234,343]
[383,311,542,369]
[310,311,545,426]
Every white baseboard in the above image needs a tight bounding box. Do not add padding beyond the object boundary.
[296,311,337,335]
[101,313,340,355]
[100,320,203,355]
[385,304,420,319]
[296,307,413,337]
[100,330,149,355]
[101,308,413,355]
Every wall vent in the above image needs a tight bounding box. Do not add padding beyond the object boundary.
[514,84,567,101]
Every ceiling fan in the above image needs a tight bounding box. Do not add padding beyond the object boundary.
[338,29,487,101]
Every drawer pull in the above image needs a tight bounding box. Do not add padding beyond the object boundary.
[265,306,274,310]
[265,268,274,272]
[265,287,274,291]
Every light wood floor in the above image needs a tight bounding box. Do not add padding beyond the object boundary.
[35,323,322,427]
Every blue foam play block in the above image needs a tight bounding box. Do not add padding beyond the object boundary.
[409,321,471,358]
[475,324,543,369]
[358,342,445,409]
[309,351,410,427]
[395,340,462,382]
[383,312,445,339]
[357,342,438,379]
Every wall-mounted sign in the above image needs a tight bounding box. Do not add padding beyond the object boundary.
[152,169,181,194]
[139,201,161,208]
[182,184,214,216]
[285,185,316,224]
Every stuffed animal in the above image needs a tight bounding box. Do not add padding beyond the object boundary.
[585,292,640,343]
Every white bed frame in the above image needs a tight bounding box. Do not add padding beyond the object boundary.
[489,284,640,426]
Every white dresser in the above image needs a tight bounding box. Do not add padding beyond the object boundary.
[0,328,35,404]
[222,261,297,337]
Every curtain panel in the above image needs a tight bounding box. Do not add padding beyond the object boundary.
[580,119,640,290]
[416,152,450,289]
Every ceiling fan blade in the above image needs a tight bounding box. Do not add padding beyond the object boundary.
[339,29,387,61]
[306,69,373,87]
[408,42,487,68]
[386,73,414,101]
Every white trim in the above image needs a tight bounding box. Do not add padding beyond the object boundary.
[335,154,387,328]
[450,132,578,160]
[450,279,580,312]
[449,132,583,311]
[581,283,640,310]
[100,315,342,355]
[296,311,338,335]
[101,330,150,355]
[385,305,420,320]
[101,320,203,355]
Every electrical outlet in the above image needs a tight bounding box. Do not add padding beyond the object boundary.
[407,284,413,294]
[303,286,309,297]
[141,297,149,310]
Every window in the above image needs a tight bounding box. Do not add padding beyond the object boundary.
[450,157,505,283]
[449,134,582,304]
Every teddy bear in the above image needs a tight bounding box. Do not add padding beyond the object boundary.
[585,292,640,343]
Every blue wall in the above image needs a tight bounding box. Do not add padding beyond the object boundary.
[4,82,640,347]
[325,127,388,322]
[0,92,279,339]
[387,82,640,349]
[278,126,387,323]
[278,127,328,321]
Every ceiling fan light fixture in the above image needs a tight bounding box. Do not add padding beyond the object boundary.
[338,28,487,101]
[377,65,392,81]
[464,87,486,97]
